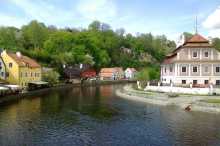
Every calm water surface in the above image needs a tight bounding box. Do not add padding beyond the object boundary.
[0,84,220,146]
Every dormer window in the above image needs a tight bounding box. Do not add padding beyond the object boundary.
[193,51,198,58]
[204,52,209,57]
[26,63,29,67]
[9,63,13,68]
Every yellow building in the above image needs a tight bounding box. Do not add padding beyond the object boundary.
[1,50,42,87]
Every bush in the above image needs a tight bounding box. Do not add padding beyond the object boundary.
[42,70,60,85]
[136,67,160,81]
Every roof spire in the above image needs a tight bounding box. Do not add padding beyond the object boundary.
[195,15,198,34]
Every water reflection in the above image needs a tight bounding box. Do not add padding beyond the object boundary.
[0,84,219,146]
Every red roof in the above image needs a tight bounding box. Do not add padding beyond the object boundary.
[186,34,209,43]
[81,69,96,78]
[8,52,41,68]
[162,34,212,65]
[162,53,177,64]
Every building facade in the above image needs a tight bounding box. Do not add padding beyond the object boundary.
[161,34,220,86]
[125,68,137,79]
[0,57,6,81]
[1,50,42,87]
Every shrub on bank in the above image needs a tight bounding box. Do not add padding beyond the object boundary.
[42,70,60,86]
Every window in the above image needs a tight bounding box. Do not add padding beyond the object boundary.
[204,80,209,85]
[35,73,37,77]
[216,67,220,73]
[182,80,186,84]
[182,66,186,73]
[216,80,220,85]
[204,52,209,57]
[26,63,29,67]
[164,68,167,73]
[9,63,13,68]
[1,72,4,77]
[204,66,209,73]
[31,72,33,77]
[170,67,173,72]
[193,51,198,58]
[6,72,9,77]
[25,72,28,77]
[193,80,197,85]
[193,66,198,73]
[20,72,22,77]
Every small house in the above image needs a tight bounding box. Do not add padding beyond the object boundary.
[1,50,42,87]
[80,69,96,79]
[125,68,137,79]
[63,64,94,83]
[114,67,124,79]
[99,67,124,80]
[99,68,116,80]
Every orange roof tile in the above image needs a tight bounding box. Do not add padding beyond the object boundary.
[8,52,41,68]
[186,34,209,43]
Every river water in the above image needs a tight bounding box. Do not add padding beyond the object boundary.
[0,84,220,146]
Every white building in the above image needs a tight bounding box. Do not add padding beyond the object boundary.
[161,34,220,86]
[125,68,137,79]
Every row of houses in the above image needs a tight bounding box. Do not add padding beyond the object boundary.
[0,49,137,88]
[64,65,137,83]
[100,67,137,80]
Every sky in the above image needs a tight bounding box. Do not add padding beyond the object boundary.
[0,0,220,41]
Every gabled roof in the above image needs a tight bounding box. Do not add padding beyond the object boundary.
[186,34,209,43]
[100,68,116,73]
[162,33,212,65]
[7,52,41,68]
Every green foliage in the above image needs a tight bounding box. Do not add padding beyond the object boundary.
[42,70,60,85]
[183,32,193,41]
[136,68,149,81]
[212,38,220,51]
[136,67,160,81]
[0,20,177,75]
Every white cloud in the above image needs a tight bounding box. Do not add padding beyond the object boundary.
[77,0,117,21]
[0,13,27,27]
[203,6,220,29]
[7,0,76,27]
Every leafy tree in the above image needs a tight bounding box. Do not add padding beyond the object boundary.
[22,20,49,49]
[42,70,60,85]
[212,38,220,51]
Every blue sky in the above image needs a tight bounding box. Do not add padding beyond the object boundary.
[0,0,220,41]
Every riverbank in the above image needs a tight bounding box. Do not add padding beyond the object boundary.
[116,85,220,113]
[0,79,136,104]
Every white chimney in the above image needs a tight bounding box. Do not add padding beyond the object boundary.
[16,52,22,58]
[80,64,83,69]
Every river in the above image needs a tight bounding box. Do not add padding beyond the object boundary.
[0,84,220,146]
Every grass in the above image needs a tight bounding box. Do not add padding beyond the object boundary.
[203,99,220,104]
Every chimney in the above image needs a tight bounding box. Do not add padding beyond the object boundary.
[16,52,22,58]
[80,64,83,69]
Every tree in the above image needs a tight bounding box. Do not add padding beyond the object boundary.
[88,21,101,31]
[21,20,49,49]
[0,27,21,49]
[42,70,60,85]
[212,38,220,51]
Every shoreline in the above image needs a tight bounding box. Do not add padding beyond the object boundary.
[0,80,136,105]
[116,85,220,114]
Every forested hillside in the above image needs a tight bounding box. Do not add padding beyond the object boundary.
[0,20,177,73]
